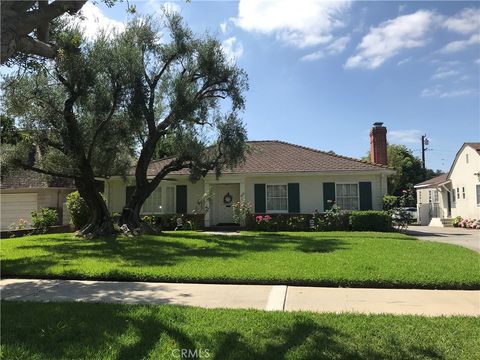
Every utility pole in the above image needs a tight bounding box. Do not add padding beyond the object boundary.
[421,134,429,170]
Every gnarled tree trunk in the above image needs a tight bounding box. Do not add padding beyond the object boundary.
[76,179,114,237]
[120,186,157,234]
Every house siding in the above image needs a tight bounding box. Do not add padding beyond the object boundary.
[0,188,73,229]
[450,146,480,219]
[245,173,384,213]
[105,172,387,226]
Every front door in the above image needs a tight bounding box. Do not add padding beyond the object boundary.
[212,184,240,225]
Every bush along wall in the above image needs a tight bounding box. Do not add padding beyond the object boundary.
[247,210,350,232]
[140,214,206,231]
[246,210,393,232]
[349,211,392,232]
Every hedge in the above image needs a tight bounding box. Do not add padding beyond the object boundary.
[349,211,392,232]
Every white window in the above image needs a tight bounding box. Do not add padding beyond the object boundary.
[451,190,455,203]
[466,154,469,163]
[477,185,480,206]
[336,183,359,210]
[266,184,288,212]
[457,188,460,199]
[433,190,439,203]
[419,191,422,203]
[462,187,465,199]
[142,187,163,214]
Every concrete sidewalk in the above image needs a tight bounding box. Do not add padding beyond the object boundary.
[2,279,479,317]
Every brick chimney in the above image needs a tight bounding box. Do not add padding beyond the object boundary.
[370,122,388,165]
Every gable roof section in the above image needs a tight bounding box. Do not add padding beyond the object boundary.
[447,142,480,180]
[414,173,448,189]
[0,170,74,190]
[137,140,392,177]
[464,142,480,153]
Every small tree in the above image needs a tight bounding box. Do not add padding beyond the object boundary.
[118,15,249,232]
[364,144,442,197]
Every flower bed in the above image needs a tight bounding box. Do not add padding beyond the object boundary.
[453,216,480,229]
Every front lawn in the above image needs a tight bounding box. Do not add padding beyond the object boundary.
[2,301,478,360]
[1,231,479,289]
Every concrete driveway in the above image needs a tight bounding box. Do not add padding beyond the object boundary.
[406,226,480,252]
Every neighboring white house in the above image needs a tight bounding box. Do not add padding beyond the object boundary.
[415,142,480,226]
[105,123,394,227]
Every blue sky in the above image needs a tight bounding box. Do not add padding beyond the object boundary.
[23,1,480,171]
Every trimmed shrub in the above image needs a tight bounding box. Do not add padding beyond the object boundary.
[66,191,89,230]
[323,208,350,231]
[383,195,398,211]
[31,208,58,233]
[349,210,392,232]
[452,216,462,227]
[139,214,205,231]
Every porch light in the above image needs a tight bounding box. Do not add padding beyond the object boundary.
[474,172,480,181]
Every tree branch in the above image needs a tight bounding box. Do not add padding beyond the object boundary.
[18,162,81,180]
[17,0,86,37]
[16,35,57,58]
[87,81,121,161]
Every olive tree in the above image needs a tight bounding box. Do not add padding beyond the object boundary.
[118,15,249,232]
[1,28,134,237]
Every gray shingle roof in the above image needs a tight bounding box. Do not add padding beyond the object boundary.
[414,174,448,188]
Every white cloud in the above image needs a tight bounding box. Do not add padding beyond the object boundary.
[163,1,181,14]
[301,36,350,62]
[345,10,437,69]
[222,37,244,61]
[431,69,459,80]
[443,8,480,34]
[144,0,181,15]
[234,0,351,48]
[327,36,350,54]
[220,21,228,34]
[421,85,477,98]
[397,57,412,66]
[439,33,480,53]
[65,2,125,40]
[475,58,480,65]
[390,129,423,144]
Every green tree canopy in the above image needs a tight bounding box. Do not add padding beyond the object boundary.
[364,144,443,196]
[117,14,249,232]
[1,26,135,237]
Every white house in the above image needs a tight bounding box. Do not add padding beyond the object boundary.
[415,143,480,226]
[105,123,394,227]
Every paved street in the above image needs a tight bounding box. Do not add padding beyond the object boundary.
[2,279,478,317]
[406,226,480,252]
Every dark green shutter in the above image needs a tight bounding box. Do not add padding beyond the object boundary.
[323,182,335,211]
[288,183,300,213]
[176,185,187,214]
[125,186,135,206]
[254,184,266,213]
[359,182,373,210]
